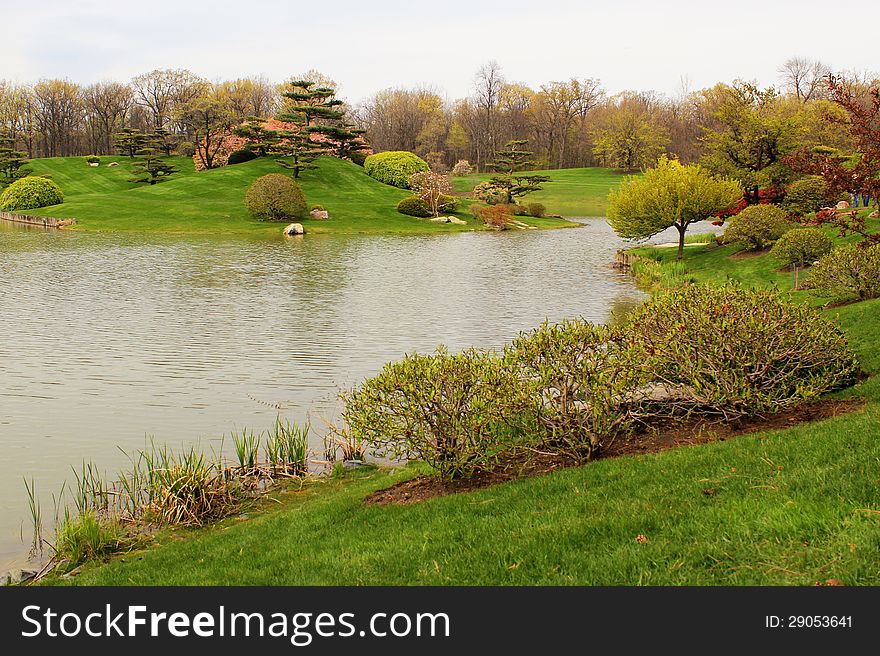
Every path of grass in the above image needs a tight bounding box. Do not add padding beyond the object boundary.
[22,155,574,236]
[452,167,628,217]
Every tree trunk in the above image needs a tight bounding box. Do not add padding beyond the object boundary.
[676,222,686,261]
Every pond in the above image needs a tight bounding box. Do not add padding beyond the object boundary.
[0,218,715,569]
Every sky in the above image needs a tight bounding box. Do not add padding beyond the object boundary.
[0,0,877,105]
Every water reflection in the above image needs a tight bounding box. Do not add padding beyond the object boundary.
[0,218,701,567]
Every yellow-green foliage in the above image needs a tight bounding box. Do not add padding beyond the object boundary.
[722,204,793,250]
[607,157,741,242]
[808,243,880,302]
[244,173,306,221]
[363,151,429,189]
[771,227,833,266]
[0,176,64,211]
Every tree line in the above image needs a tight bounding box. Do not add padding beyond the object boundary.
[0,59,876,181]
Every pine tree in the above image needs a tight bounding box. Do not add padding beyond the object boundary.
[114,128,152,159]
[0,130,31,185]
[313,122,369,160]
[129,148,179,184]
[271,129,325,178]
[278,80,344,127]
[487,140,551,203]
[149,127,178,156]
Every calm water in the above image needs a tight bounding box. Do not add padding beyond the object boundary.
[0,218,705,569]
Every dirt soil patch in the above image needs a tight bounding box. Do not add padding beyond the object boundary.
[730,247,771,260]
[364,398,865,506]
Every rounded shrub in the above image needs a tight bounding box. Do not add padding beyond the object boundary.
[363,151,429,188]
[178,141,196,157]
[84,155,100,164]
[807,243,880,302]
[342,347,523,480]
[244,173,306,221]
[439,194,457,212]
[782,176,836,216]
[396,196,431,217]
[624,283,859,419]
[721,204,793,250]
[0,176,64,212]
[504,320,647,461]
[227,149,258,166]
[527,202,546,218]
[348,150,368,167]
[771,227,833,266]
[311,204,325,212]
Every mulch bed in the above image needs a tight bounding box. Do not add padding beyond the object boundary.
[363,398,865,506]
[730,247,771,260]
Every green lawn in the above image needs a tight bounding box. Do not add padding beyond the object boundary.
[50,225,880,586]
[21,155,574,236]
[452,167,628,217]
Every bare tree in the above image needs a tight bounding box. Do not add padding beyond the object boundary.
[779,57,832,102]
[31,79,84,157]
[473,61,505,168]
[84,81,133,153]
[131,69,208,130]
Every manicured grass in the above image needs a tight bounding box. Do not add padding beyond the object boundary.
[22,155,574,236]
[40,214,880,587]
[452,167,628,217]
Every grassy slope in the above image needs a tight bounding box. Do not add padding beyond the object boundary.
[58,226,880,586]
[22,155,573,235]
[452,167,627,217]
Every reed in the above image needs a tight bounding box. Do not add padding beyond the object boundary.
[266,417,309,476]
[231,428,260,474]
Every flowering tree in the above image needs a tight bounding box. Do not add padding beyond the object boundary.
[408,171,452,217]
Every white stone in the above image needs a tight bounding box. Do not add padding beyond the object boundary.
[283,223,305,236]
[310,209,329,220]
[836,200,851,210]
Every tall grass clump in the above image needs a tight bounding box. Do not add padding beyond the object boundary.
[232,428,260,473]
[266,418,309,476]
[53,508,126,567]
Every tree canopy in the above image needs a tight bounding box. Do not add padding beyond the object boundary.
[607,156,742,260]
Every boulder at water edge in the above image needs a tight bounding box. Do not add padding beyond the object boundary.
[283,223,305,236]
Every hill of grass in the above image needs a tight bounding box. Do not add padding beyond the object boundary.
[452,167,628,218]
[49,218,880,586]
[18,155,573,235]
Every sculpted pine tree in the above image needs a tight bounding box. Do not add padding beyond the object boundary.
[608,156,742,260]
[487,140,550,204]
[0,130,31,184]
[113,128,151,159]
[129,148,179,185]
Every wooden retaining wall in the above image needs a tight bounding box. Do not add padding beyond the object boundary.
[0,211,76,228]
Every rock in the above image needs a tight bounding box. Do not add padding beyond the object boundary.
[342,459,369,470]
[108,162,119,167]
[429,217,450,223]
[310,209,329,220]
[88,162,99,167]
[870,210,879,219]
[283,223,304,236]
[448,217,467,225]
[836,200,851,210]
[2,568,38,585]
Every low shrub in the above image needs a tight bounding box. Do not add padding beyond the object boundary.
[0,176,64,211]
[363,151,429,188]
[84,155,100,164]
[782,176,840,217]
[504,321,646,461]
[527,202,546,218]
[771,227,833,266]
[396,196,432,217]
[311,204,325,212]
[624,283,859,420]
[451,159,473,176]
[178,141,196,157]
[342,348,522,480]
[245,173,306,221]
[721,204,792,250]
[439,194,457,212]
[503,203,529,217]
[227,149,258,165]
[476,204,511,229]
[348,150,368,167]
[807,243,880,302]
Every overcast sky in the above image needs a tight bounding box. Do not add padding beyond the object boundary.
[1,0,876,104]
